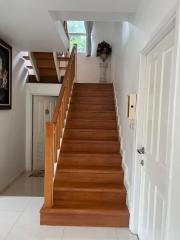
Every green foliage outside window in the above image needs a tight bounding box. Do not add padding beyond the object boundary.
[67,21,86,53]
[69,35,86,53]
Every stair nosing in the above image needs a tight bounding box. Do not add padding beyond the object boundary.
[41,205,129,216]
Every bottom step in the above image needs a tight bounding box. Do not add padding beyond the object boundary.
[40,202,129,227]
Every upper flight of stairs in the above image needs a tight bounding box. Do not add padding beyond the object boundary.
[31,52,59,83]
[40,83,129,227]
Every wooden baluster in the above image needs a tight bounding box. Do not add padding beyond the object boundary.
[59,107,62,139]
[44,46,77,209]
[44,123,54,208]
[62,98,65,129]
[57,114,60,150]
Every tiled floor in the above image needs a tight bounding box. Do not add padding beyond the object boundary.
[1,172,44,197]
[0,173,138,240]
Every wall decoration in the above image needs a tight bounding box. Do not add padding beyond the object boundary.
[0,39,12,109]
[96,41,112,83]
[96,41,112,62]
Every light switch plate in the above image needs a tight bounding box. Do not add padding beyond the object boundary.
[128,94,137,120]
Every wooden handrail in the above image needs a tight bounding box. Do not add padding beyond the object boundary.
[44,45,77,208]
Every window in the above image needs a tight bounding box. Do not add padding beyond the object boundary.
[67,21,86,53]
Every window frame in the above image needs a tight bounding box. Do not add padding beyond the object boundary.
[67,21,87,54]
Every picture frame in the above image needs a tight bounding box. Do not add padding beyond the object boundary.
[0,39,12,109]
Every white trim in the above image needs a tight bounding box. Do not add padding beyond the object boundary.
[142,12,176,55]
[113,84,131,210]
[131,4,179,236]
[69,33,86,36]
[53,52,60,82]
[25,83,61,171]
[29,52,40,82]
[165,3,180,239]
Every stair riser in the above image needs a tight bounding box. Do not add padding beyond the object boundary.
[66,120,117,130]
[68,112,116,120]
[71,97,115,104]
[55,172,124,184]
[40,212,129,227]
[74,84,113,91]
[54,191,126,204]
[61,142,120,154]
[70,104,115,111]
[36,59,55,68]
[64,130,118,141]
[33,52,53,60]
[59,157,121,168]
[72,91,114,97]
[39,68,57,77]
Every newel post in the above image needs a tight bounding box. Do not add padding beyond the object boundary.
[44,122,54,208]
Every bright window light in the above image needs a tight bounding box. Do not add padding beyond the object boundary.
[67,21,86,53]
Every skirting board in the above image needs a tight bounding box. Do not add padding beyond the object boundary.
[0,169,25,193]
[113,84,131,211]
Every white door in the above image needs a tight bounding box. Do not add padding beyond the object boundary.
[138,29,175,240]
[33,96,57,171]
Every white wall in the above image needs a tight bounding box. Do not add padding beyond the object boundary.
[77,21,115,83]
[111,0,179,235]
[0,51,27,191]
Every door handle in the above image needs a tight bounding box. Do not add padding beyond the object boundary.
[137,147,145,155]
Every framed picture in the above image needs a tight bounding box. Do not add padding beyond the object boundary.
[0,39,12,109]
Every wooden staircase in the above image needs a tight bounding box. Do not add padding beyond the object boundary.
[40,46,129,227]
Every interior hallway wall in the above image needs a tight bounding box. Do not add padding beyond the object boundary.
[111,0,178,221]
[0,50,27,191]
[77,21,115,83]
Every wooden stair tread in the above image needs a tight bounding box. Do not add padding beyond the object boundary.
[68,111,116,120]
[70,103,115,111]
[71,97,115,104]
[66,119,117,130]
[59,153,122,167]
[74,83,113,91]
[62,140,119,144]
[60,153,121,160]
[64,129,118,141]
[61,140,120,154]
[54,182,125,192]
[57,165,122,173]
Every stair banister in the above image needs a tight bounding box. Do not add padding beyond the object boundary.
[44,45,77,208]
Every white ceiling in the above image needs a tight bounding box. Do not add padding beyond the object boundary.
[0,0,140,51]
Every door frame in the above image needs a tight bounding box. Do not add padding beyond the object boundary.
[130,4,180,235]
[25,84,61,172]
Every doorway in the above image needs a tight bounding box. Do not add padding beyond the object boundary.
[32,96,57,171]
[129,11,179,239]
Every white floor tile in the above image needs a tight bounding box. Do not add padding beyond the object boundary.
[0,211,21,239]
[0,174,139,240]
[5,225,63,240]
[116,228,138,240]
[62,226,118,240]
[1,172,44,197]
[0,197,31,212]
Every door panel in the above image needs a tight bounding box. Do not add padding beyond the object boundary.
[139,29,175,240]
[33,96,57,171]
